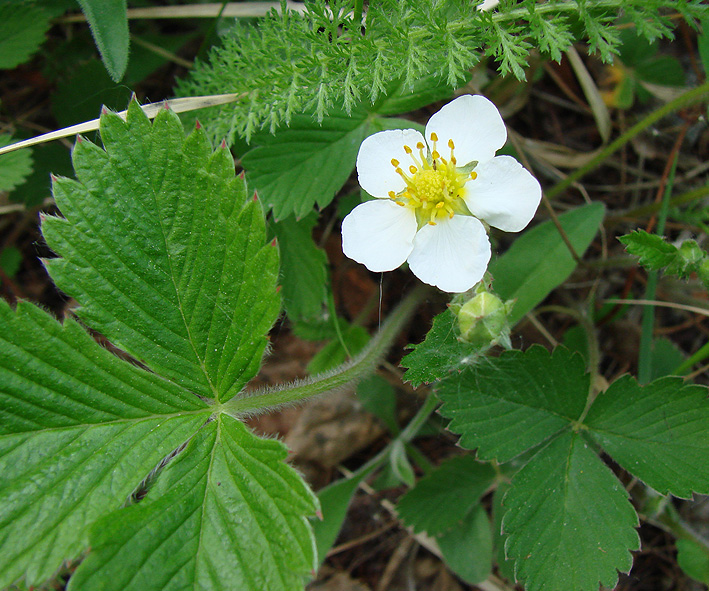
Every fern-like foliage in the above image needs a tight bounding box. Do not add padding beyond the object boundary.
[176,0,704,142]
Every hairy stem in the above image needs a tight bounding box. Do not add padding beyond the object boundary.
[221,285,428,415]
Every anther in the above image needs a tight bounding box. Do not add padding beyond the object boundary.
[388,190,396,199]
[428,221,437,226]
[409,165,417,174]
[470,171,478,180]
[391,158,400,167]
[416,142,425,149]
[448,139,455,149]
[430,132,438,142]
[403,145,412,154]
[451,156,457,165]
[432,150,440,160]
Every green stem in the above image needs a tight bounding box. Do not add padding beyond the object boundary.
[336,392,440,481]
[222,285,428,415]
[352,0,363,25]
[644,494,709,564]
[638,156,678,384]
[545,81,709,201]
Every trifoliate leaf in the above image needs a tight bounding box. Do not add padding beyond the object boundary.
[242,109,372,220]
[0,135,33,192]
[272,214,328,320]
[0,299,210,587]
[435,346,588,462]
[502,431,639,591]
[69,415,318,591]
[0,2,52,69]
[585,375,709,498]
[76,0,130,81]
[43,102,280,403]
[402,309,486,387]
[397,455,495,536]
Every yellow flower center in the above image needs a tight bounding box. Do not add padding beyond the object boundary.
[388,134,477,227]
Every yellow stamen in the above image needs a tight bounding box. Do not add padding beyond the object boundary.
[403,145,412,154]
[416,142,425,149]
[432,150,440,160]
[430,132,438,142]
[428,221,437,226]
[470,171,478,180]
[409,165,417,174]
[447,139,455,149]
[391,158,400,167]
[388,190,396,198]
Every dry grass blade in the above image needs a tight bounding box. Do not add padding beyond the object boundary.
[0,94,245,156]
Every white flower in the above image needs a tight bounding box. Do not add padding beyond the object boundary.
[477,0,500,11]
[341,94,542,293]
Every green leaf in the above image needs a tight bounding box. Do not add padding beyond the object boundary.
[0,299,210,587]
[356,374,398,433]
[700,15,709,77]
[306,323,370,374]
[0,135,33,192]
[437,504,492,585]
[42,102,281,403]
[69,415,319,591]
[676,538,709,584]
[311,464,377,566]
[0,2,52,69]
[650,337,685,379]
[490,202,605,324]
[585,375,709,498]
[51,60,133,127]
[370,73,457,117]
[491,483,515,582]
[272,214,328,320]
[389,439,415,487]
[396,455,495,536]
[619,229,679,270]
[0,247,22,277]
[76,0,129,82]
[242,108,372,220]
[435,346,588,462]
[635,55,686,86]
[502,431,639,591]
[401,309,485,388]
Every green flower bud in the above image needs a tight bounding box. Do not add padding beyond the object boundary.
[679,240,704,266]
[455,290,512,348]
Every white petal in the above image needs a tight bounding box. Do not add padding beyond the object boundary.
[425,95,507,166]
[464,155,542,232]
[356,129,427,198]
[477,0,500,10]
[342,200,417,272]
[407,216,491,293]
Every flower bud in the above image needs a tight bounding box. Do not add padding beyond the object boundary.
[454,288,512,348]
